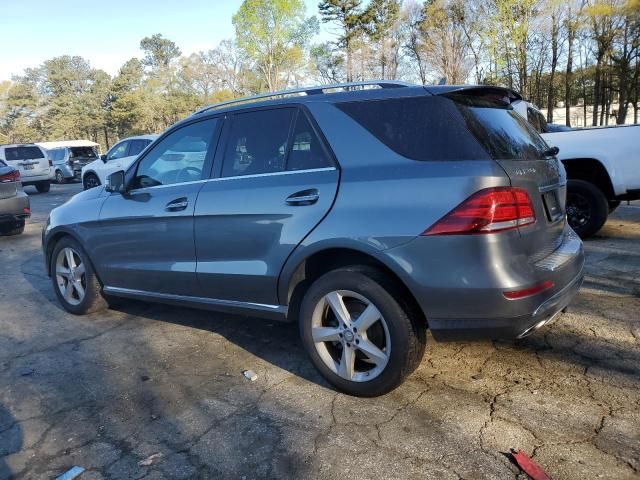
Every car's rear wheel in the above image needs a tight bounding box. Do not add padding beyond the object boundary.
[35,181,51,193]
[83,173,100,190]
[51,237,108,315]
[566,179,609,239]
[0,219,25,236]
[55,170,65,184]
[299,266,426,397]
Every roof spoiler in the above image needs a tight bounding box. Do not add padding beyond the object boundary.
[425,85,523,104]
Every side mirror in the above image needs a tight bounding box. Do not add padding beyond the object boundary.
[105,170,125,193]
[100,154,107,163]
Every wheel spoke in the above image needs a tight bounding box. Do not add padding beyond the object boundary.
[64,249,76,268]
[353,303,381,334]
[72,281,85,300]
[357,339,388,367]
[325,291,351,327]
[56,266,71,277]
[75,262,85,277]
[338,346,355,380]
[64,281,75,301]
[312,327,342,343]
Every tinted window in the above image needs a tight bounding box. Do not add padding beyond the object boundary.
[5,146,45,161]
[222,108,294,177]
[107,141,129,161]
[128,139,151,156]
[454,96,549,160]
[287,113,333,171]
[338,95,549,161]
[133,119,217,189]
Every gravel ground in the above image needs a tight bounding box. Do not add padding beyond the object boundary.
[1,182,639,480]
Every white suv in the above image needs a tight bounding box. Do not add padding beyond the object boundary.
[81,135,158,189]
[0,144,53,193]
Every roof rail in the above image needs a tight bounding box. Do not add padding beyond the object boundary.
[193,80,415,115]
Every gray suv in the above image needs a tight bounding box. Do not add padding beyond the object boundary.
[43,82,584,396]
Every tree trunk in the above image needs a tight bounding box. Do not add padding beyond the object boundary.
[593,58,602,126]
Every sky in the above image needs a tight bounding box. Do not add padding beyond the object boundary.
[0,0,330,81]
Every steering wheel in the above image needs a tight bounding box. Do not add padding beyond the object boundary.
[176,166,202,183]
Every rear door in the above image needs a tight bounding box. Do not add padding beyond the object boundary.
[449,94,567,257]
[194,107,339,305]
[3,146,50,180]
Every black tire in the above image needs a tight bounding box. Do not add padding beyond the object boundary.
[566,179,609,239]
[35,181,51,193]
[83,173,100,190]
[0,219,25,236]
[299,266,426,397]
[50,236,108,315]
[55,170,66,184]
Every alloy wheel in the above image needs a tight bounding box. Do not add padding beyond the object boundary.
[84,175,99,189]
[311,290,391,382]
[55,247,86,306]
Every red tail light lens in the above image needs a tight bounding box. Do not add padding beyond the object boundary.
[503,281,554,299]
[0,170,20,183]
[423,187,536,236]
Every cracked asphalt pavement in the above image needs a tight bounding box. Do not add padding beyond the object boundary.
[1,183,639,479]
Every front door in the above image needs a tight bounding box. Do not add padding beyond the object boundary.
[195,108,339,306]
[94,118,221,296]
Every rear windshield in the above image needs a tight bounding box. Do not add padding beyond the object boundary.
[336,95,549,161]
[70,147,97,158]
[5,146,45,161]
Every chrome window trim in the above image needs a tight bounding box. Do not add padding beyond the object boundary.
[127,167,337,193]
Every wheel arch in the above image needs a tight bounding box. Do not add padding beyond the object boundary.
[44,228,85,277]
[83,170,100,185]
[280,244,426,327]
[562,158,615,200]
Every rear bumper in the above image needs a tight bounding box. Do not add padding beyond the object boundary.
[0,192,30,224]
[427,269,583,340]
[385,223,584,341]
[21,172,52,185]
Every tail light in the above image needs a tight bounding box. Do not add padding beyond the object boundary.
[503,281,554,299]
[0,170,20,183]
[423,187,536,236]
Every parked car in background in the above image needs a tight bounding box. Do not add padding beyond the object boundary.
[0,144,52,193]
[44,82,584,397]
[81,135,158,189]
[514,100,640,238]
[0,160,30,236]
[39,141,100,184]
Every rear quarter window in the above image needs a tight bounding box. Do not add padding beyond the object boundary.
[337,95,550,162]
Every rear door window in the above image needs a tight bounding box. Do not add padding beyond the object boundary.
[222,108,295,178]
[287,112,333,171]
[5,146,45,161]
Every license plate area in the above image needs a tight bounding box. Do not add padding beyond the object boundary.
[542,190,563,222]
[23,164,35,170]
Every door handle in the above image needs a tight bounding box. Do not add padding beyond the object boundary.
[286,189,319,206]
[165,197,189,211]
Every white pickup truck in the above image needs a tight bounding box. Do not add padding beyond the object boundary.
[514,100,640,238]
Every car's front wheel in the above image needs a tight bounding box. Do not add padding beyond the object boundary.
[83,173,100,190]
[51,237,108,315]
[299,266,426,397]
